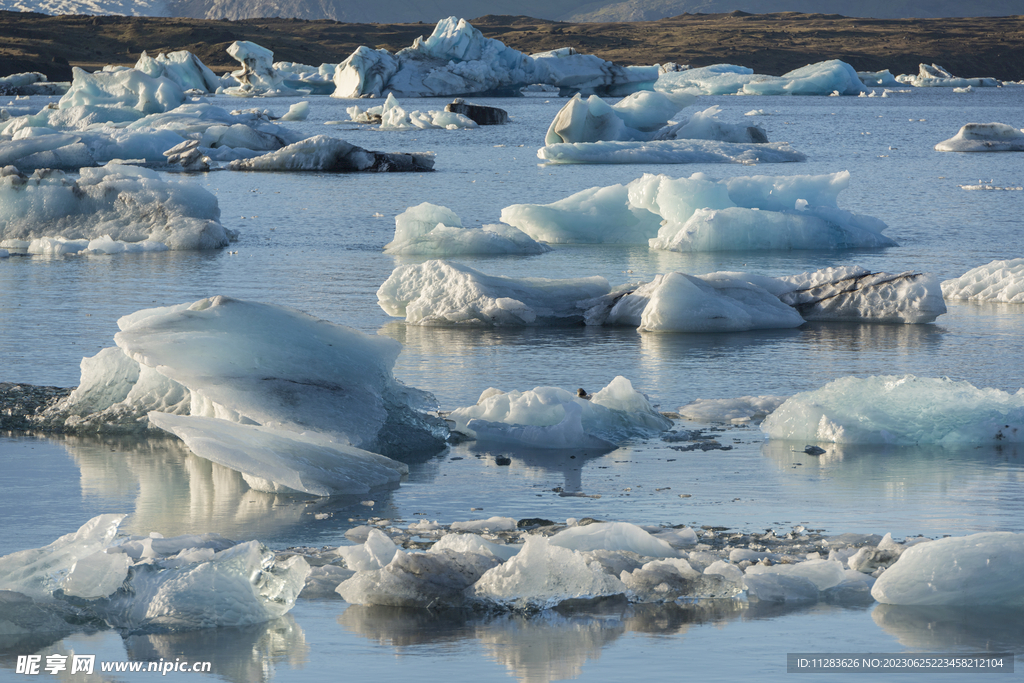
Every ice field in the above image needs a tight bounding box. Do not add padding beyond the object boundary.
[2,47,1024,682]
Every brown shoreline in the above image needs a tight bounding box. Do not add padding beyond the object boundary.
[1,10,1021,84]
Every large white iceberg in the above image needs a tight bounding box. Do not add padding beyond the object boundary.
[503,172,894,251]
[45,296,447,492]
[225,41,298,97]
[332,17,657,99]
[941,259,1024,302]
[934,123,1024,152]
[655,60,867,96]
[544,91,701,144]
[906,64,1000,88]
[383,202,549,256]
[0,514,309,632]
[58,67,185,114]
[871,533,1024,606]
[135,50,224,93]
[228,135,435,173]
[448,376,672,448]
[761,375,1024,445]
[0,163,235,250]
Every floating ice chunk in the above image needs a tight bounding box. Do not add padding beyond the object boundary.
[636,272,805,332]
[58,67,185,114]
[858,70,900,87]
[651,527,699,548]
[429,532,521,561]
[678,395,788,423]
[537,139,804,165]
[742,573,820,603]
[0,164,235,250]
[655,63,758,95]
[377,259,610,325]
[450,376,671,447]
[942,258,1024,303]
[450,517,517,533]
[336,529,400,571]
[550,522,679,558]
[761,375,1024,444]
[934,123,1024,152]
[225,41,297,97]
[543,91,695,144]
[622,557,742,602]
[279,101,310,121]
[872,533,1024,606]
[0,513,125,600]
[652,105,768,144]
[228,135,434,173]
[62,551,131,599]
[468,536,627,610]
[337,547,500,607]
[0,72,67,96]
[444,99,509,125]
[332,17,655,99]
[148,413,408,496]
[135,50,224,93]
[742,60,868,96]
[910,63,1000,88]
[383,202,549,256]
[745,559,847,591]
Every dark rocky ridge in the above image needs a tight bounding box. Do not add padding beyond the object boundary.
[0,11,1021,83]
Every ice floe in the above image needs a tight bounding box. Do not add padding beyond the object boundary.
[42,296,447,493]
[383,202,549,256]
[332,17,657,99]
[761,375,1024,445]
[447,376,672,448]
[537,139,804,165]
[655,60,867,96]
[857,70,900,87]
[0,514,309,632]
[228,135,435,173]
[904,63,1001,88]
[941,258,1024,303]
[678,395,788,423]
[347,93,479,131]
[0,163,235,251]
[872,532,1024,606]
[503,172,895,251]
[934,123,1024,152]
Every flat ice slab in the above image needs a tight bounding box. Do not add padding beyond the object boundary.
[537,139,804,165]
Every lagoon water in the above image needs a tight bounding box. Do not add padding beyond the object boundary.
[2,86,1023,681]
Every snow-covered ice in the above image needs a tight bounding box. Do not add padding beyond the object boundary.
[0,163,235,250]
[332,17,657,99]
[383,203,549,256]
[228,135,435,173]
[871,533,1024,606]
[934,123,1024,152]
[941,258,1024,303]
[761,375,1024,444]
[448,376,672,448]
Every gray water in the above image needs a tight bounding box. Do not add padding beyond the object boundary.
[2,86,1023,682]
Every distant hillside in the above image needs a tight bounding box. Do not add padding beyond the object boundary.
[0,0,1018,21]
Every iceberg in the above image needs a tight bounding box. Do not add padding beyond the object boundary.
[543,91,698,144]
[44,296,448,486]
[871,533,1024,606]
[0,515,309,632]
[58,67,185,114]
[537,139,804,165]
[225,41,298,97]
[504,172,893,251]
[0,72,67,96]
[0,164,235,250]
[228,135,435,173]
[857,70,900,87]
[448,376,672,448]
[135,50,224,93]
[908,64,1000,88]
[934,123,1024,152]
[383,202,549,256]
[332,17,657,99]
[941,258,1024,302]
[655,60,867,96]
[761,375,1024,445]
[377,259,610,325]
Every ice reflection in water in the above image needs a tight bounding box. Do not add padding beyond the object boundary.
[872,605,1024,653]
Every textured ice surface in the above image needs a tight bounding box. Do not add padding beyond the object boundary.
[58,67,185,114]
[543,91,696,144]
[0,164,235,250]
[537,139,804,165]
[377,259,610,325]
[505,172,892,251]
[656,60,867,96]
[336,529,400,572]
[872,533,1024,606]
[678,395,788,423]
[337,548,500,607]
[225,41,297,97]
[384,202,549,256]
[468,536,627,610]
[348,93,479,131]
[942,259,1024,303]
[858,70,900,87]
[550,523,678,558]
[449,376,672,447]
[761,375,1024,444]
[909,63,1000,88]
[333,17,656,98]
[0,515,309,632]
[229,135,435,173]
[450,517,518,533]
[934,123,1024,152]
[135,50,224,93]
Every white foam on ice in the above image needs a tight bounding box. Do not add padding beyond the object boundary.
[761,375,1024,444]
[383,202,549,256]
[941,259,1024,303]
[934,123,1024,152]
[871,533,1024,606]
